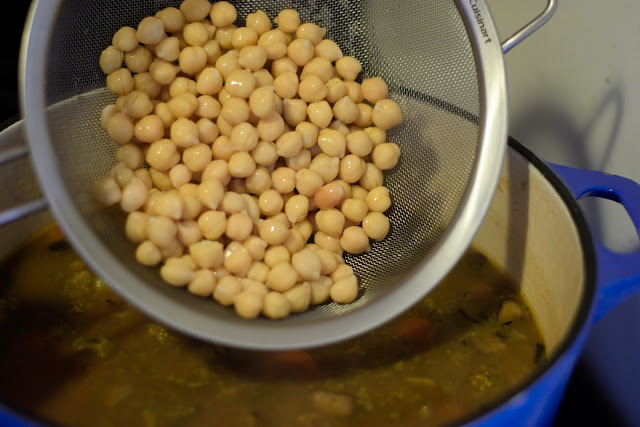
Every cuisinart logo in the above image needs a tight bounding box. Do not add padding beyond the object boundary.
[469,0,493,44]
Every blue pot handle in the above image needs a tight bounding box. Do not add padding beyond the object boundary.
[547,162,640,323]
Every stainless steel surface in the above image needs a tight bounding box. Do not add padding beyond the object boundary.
[500,0,556,53]
[20,0,508,349]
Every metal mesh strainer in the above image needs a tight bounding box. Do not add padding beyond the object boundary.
[17,0,552,349]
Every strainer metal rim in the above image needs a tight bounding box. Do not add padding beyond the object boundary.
[19,0,507,350]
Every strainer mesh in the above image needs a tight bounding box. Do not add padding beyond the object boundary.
[42,0,479,323]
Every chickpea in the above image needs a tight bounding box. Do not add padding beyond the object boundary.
[187,269,217,297]
[296,23,326,45]
[179,46,208,75]
[110,163,134,189]
[92,176,121,206]
[314,39,343,62]
[220,97,250,126]
[247,261,269,283]
[266,262,298,292]
[313,181,345,210]
[124,45,153,73]
[258,218,290,245]
[210,1,237,27]
[365,186,391,213]
[287,38,314,66]
[362,211,390,241]
[196,95,222,119]
[225,212,253,241]
[182,143,212,172]
[197,178,224,210]
[147,215,178,248]
[257,29,288,60]
[306,100,333,129]
[242,194,261,223]
[154,101,175,128]
[339,154,366,183]
[227,152,256,178]
[284,282,312,313]
[196,67,223,96]
[343,81,363,103]
[134,168,154,190]
[335,56,362,81]
[283,194,308,224]
[361,77,389,104]
[295,121,319,149]
[177,220,204,246]
[120,178,149,213]
[216,114,234,137]
[317,128,346,158]
[274,131,302,158]
[285,148,311,171]
[300,57,333,83]
[210,135,232,162]
[258,189,284,216]
[291,248,322,281]
[309,276,332,305]
[315,208,345,237]
[257,112,285,142]
[149,59,178,85]
[273,71,299,99]
[229,122,258,152]
[117,144,145,170]
[282,99,308,128]
[358,162,384,190]
[298,75,328,103]
[314,248,338,276]
[136,240,163,266]
[275,9,300,33]
[107,68,134,96]
[251,140,279,166]
[168,164,192,189]
[231,27,258,50]
[178,0,209,22]
[196,118,219,143]
[269,166,295,194]
[155,36,180,62]
[137,16,165,45]
[332,96,360,125]
[314,231,343,255]
[112,26,138,52]
[341,198,368,223]
[372,99,403,130]
[263,291,291,319]
[245,167,272,195]
[160,238,184,259]
[234,291,264,319]
[330,274,359,303]
[345,130,373,157]
[246,10,272,36]
[239,45,268,71]
[190,240,224,269]
[225,69,256,99]
[329,119,350,136]
[154,190,184,220]
[215,24,237,51]
[249,86,276,119]
[309,154,340,184]
[371,142,401,170]
[203,39,222,64]
[222,241,252,281]
[214,275,243,306]
[295,168,324,197]
[242,236,267,262]
[264,245,291,268]
[100,46,123,74]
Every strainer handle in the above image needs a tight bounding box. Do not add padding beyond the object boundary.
[548,162,640,324]
[501,0,557,53]
[0,143,48,226]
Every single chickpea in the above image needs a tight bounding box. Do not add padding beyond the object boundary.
[296,23,326,45]
[221,97,250,125]
[346,130,374,157]
[135,168,154,190]
[291,248,322,281]
[154,190,184,220]
[170,164,193,189]
[315,208,345,237]
[230,122,259,152]
[271,167,297,194]
[266,261,299,292]
[167,92,198,118]
[313,181,345,210]
[282,99,308,128]
[197,178,224,209]
[117,144,145,170]
[211,135,234,161]
[247,261,270,283]
[341,198,368,223]
[121,90,154,119]
[196,95,222,119]
[295,168,324,197]
[246,10,272,35]
[339,154,367,183]
[136,16,165,45]
[296,121,320,149]
[314,39,343,62]
[136,240,163,266]
[298,75,328,103]
[257,29,288,60]
[284,194,309,224]
[147,215,178,248]
[361,77,389,104]
[314,248,338,276]
[197,118,219,143]
[340,225,371,255]
[317,128,346,158]
[188,269,217,297]
[287,38,314,66]
[234,291,264,319]
[257,112,285,142]
[178,0,209,22]
[325,78,347,104]
[124,45,153,73]
[284,282,312,313]
[171,117,200,147]
[210,1,237,27]
[344,81,364,103]
[332,96,360,125]
[197,209,227,240]
[214,275,243,306]
[231,27,259,49]
[314,231,343,255]
[109,163,134,188]
[238,45,268,71]
[203,39,222,64]
[243,235,268,261]
[155,36,180,62]
[351,185,369,201]
[258,189,284,216]
[149,59,178,85]
[190,240,224,269]
[264,245,291,267]
[365,186,392,213]
[183,143,213,172]
[330,274,359,303]
[309,153,340,184]
[329,119,350,136]
[292,219,313,243]
[253,69,274,87]
[372,99,403,131]
[371,142,401,170]
[258,218,290,245]
[228,151,257,178]
[112,26,138,52]
[133,114,163,144]
[251,140,279,166]
[160,238,185,260]
[309,276,332,305]
[225,69,256,99]
[335,56,362,81]
[249,85,276,119]
[285,148,311,171]
[146,138,179,171]
[177,220,204,246]
[179,46,208,75]
[100,104,118,128]
[216,114,234,137]
[306,100,333,129]
[155,102,176,127]
[196,67,224,96]
[275,131,303,158]
[300,57,333,83]
[92,176,121,206]
[275,9,300,33]
[100,46,123,74]
[226,212,254,241]
[181,194,202,221]
[273,71,299,99]
[362,211,390,241]
[242,194,261,223]
[215,24,237,51]
[358,162,384,190]
[202,159,231,185]
[107,68,134,96]
[170,75,197,97]
[263,291,292,319]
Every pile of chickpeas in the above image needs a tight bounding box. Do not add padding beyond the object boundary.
[92,0,402,320]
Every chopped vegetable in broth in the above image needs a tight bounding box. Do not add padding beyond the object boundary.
[0,226,545,427]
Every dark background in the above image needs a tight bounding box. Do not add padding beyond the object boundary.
[4,2,625,426]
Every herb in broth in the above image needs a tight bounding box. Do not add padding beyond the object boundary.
[0,226,545,427]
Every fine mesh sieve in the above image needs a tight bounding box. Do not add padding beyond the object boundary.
[18,0,553,349]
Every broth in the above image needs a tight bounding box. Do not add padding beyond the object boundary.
[0,225,545,426]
